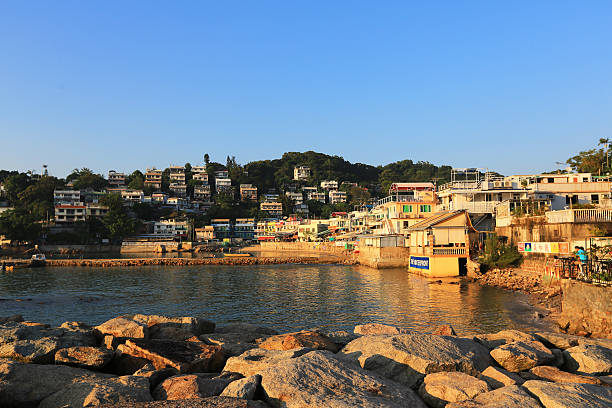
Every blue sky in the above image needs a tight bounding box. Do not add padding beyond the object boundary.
[0,1,610,178]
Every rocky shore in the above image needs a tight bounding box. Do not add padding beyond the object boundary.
[1,314,612,407]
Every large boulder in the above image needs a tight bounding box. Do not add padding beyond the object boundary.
[489,340,555,372]
[153,373,241,400]
[258,330,338,352]
[522,380,612,408]
[479,366,524,389]
[120,339,225,373]
[96,317,149,339]
[0,321,98,363]
[474,330,538,350]
[354,323,410,335]
[530,365,608,386]
[533,332,580,350]
[0,359,113,407]
[418,371,490,408]
[55,346,115,369]
[445,385,542,408]
[132,314,215,340]
[200,333,264,357]
[220,375,261,400]
[223,348,312,377]
[38,375,152,407]
[562,344,612,375]
[339,334,492,388]
[133,363,178,391]
[258,350,426,407]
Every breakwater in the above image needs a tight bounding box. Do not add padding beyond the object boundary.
[1,314,611,407]
[43,256,355,268]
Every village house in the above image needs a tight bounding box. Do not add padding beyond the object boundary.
[286,191,304,205]
[191,166,209,184]
[260,202,282,218]
[240,184,258,201]
[108,170,126,187]
[121,189,144,203]
[329,190,347,204]
[153,218,189,237]
[320,180,338,190]
[194,185,211,202]
[144,168,162,189]
[195,226,215,241]
[293,166,311,181]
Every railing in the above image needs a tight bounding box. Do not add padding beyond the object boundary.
[444,201,498,213]
[546,208,612,223]
[375,195,423,207]
[432,247,466,255]
[546,258,612,286]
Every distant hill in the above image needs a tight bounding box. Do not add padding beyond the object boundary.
[239,151,452,196]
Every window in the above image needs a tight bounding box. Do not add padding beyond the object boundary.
[403,205,412,213]
[547,178,555,183]
[592,194,600,204]
[420,205,431,212]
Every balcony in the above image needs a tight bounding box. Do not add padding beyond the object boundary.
[546,208,612,223]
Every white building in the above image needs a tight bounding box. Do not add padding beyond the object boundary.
[294,166,311,181]
[121,190,144,203]
[286,192,304,205]
[192,166,209,184]
[329,190,347,204]
[215,178,232,192]
[321,180,339,190]
[54,189,81,205]
[153,219,189,236]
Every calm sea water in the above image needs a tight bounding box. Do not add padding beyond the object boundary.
[0,264,552,335]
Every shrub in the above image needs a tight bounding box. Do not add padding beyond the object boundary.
[479,234,523,271]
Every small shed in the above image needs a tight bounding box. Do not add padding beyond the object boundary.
[360,234,404,248]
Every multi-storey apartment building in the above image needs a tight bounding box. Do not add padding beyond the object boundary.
[145,168,163,189]
[308,192,326,203]
[168,166,186,184]
[153,218,189,237]
[121,190,144,203]
[286,192,304,205]
[240,184,258,201]
[321,180,339,190]
[54,189,81,205]
[329,190,347,204]
[216,177,232,192]
[169,183,187,198]
[260,202,283,218]
[215,170,229,179]
[108,170,126,187]
[294,166,311,181]
[192,166,209,184]
[194,185,212,202]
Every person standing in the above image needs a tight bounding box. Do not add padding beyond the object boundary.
[575,246,588,278]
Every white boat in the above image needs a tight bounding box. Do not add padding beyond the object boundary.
[30,253,47,267]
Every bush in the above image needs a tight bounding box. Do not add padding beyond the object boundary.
[479,234,523,271]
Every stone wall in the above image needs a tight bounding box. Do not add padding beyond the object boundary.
[559,280,612,339]
[357,246,410,269]
[496,218,608,245]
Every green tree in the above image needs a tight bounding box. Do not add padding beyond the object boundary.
[0,208,42,243]
[127,170,145,190]
[567,148,605,174]
[100,193,138,241]
[69,168,108,190]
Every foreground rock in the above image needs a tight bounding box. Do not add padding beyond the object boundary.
[0,359,113,407]
[522,380,612,408]
[223,348,312,377]
[257,330,338,352]
[215,323,278,336]
[339,334,491,388]
[446,385,541,408]
[354,323,410,335]
[95,315,215,341]
[418,371,490,408]
[562,343,612,375]
[100,396,269,407]
[153,373,241,400]
[530,365,608,386]
[200,333,262,357]
[220,375,261,399]
[0,321,97,363]
[474,330,538,350]
[258,350,426,407]
[489,340,555,372]
[120,339,224,373]
[55,346,114,369]
[96,316,149,339]
[38,375,152,407]
[479,366,524,389]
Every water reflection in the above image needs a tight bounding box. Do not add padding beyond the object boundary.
[0,265,552,335]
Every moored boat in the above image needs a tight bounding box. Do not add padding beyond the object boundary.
[30,253,47,267]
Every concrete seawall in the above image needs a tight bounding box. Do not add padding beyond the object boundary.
[559,279,612,338]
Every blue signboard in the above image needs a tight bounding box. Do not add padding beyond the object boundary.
[410,256,430,270]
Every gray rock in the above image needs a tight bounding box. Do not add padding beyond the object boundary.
[96,316,149,339]
[562,343,612,375]
[339,333,492,388]
[153,373,242,400]
[446,385,541,408]
[220,375,261,399]
[39,375,152,407]
[0,321,98,363]
[533,332,580,350]
[133,363,178,391]
[223,347,312,377]
[474,330,538,350]
[323,330,360,347]
[522,379,612,408]
[550,348,564,367]
[353,323,410,335]
[0,359,113,407]
[479,366,524,389]
[0,315,23,324]
[258,350,426,407]
[132,314,215,339]
[200,332,264,357]
[489,340,555,372]
[418,371,490,408]
[55,346,115,369]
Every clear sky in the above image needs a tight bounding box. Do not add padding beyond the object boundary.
[1,1,610,178]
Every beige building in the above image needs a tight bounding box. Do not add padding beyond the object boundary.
[240,184,258,201]
[260,202,282,217]
[145,169,162,189]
